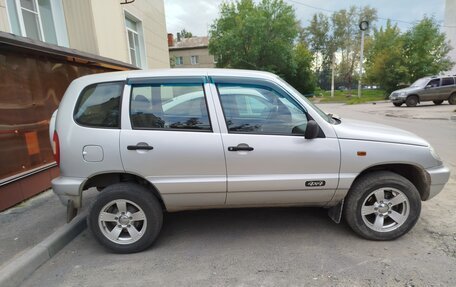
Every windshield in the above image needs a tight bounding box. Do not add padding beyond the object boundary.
[410,78,429,88]
[276,77,332,123]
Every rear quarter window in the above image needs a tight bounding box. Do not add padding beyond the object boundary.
[74,82,124,128]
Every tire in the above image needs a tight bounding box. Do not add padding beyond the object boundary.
[449,93,456,105]
[88,183,163,253]
[405,95,418,107]
[433,100,444,105]
[393,102,402,107]
[344,171,421,241]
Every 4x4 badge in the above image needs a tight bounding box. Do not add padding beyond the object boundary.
[305,181,326,187]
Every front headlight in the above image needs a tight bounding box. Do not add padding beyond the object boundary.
[398,92,406,97]
[430,145,443,165]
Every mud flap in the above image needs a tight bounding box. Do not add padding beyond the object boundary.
[67,199,78,223]
[327,199,344,224]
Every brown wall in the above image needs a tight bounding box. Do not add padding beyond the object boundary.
[0,40,128,211]
[169,47,215,68]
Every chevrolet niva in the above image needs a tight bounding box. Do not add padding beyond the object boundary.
[50,69,450,253]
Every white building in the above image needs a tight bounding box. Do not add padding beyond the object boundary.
[445,0,456,74]
[0,0,170,69]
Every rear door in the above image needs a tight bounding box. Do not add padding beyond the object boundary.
[119,77,227,210]
[440,77,455,100]
[210,77,340,206]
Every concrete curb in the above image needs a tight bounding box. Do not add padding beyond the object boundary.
[0,210,88,287]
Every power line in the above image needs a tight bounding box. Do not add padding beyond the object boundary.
[286,0,456,28]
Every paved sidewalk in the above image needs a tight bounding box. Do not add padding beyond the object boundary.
[318,101,456,121]
[0,188,96,267]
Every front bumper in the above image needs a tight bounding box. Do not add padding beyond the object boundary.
[425,165,451,200]
[389,95,406,103]
[51,176,86,208]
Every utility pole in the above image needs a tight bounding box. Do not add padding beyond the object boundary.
[331,53,335,98]
[358,21,369,98]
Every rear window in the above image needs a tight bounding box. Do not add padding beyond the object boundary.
[74,82,124,128]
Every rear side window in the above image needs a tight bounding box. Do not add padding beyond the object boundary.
[74,82,124,128]
[130,84,211,131]
[441,77,454,86]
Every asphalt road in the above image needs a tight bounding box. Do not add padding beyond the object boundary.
[22,101,456,287]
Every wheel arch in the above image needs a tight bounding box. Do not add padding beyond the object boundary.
[351,163,431,201]
[407,94,420,103]
[81,172,167,210]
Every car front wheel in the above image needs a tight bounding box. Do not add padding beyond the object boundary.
[344,171,421,240]
[88,183,163,253]
[405,95,418,107]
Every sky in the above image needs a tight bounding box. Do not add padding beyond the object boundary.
[164,0,446,37]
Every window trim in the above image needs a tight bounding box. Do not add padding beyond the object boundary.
[190,55,199,65]
[123,9,147,69]
[5,0,69,46]
[73,81,125,129]
[175,56,183,66]
[129,81,213,133]
[16,0,46,41]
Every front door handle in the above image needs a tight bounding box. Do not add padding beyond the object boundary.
[127,144,154,151]
[228,144,254,152]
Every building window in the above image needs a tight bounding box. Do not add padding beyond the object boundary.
[175,56,183,65]
[5,0,68,46]
[125,13,146,68]
[191,55,199,65]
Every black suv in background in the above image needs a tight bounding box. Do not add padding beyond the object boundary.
[389,76,456,107]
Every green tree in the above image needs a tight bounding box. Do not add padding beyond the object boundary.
[286,42,316,94]
[209,0,305,82]
[402,17,454,81]
[304,6,377,90]
[365,21,408,93]
[331,6,377,90]
[179,29,193,38]
[364,17,454,92]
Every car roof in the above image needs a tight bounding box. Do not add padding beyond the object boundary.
[74,68,279,85]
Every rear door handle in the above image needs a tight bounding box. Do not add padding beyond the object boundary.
[228,144,254,152]
[127,144,154,151]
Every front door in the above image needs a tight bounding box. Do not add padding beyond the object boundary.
[211,79,340,206]
[421,78,441,101]
[120,78,227,210]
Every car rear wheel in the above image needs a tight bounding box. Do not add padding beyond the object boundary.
[393,102,402,107]
[433,100,444,105]
[405,95,418,107]
[344,171,421,240]
[88,183,163,253]
[449,93,456,105]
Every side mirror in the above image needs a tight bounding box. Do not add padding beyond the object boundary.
[304,120,319,139]
[425,84,432,89]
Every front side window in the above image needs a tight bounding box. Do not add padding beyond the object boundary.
[74,82,124,128]
[217,84,308,135]
[427,79,440,88]
[130,84,211,131]
[125,14,146,68]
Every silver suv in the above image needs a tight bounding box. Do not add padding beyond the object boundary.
[50,69,450,253]
[389,76,456,107]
